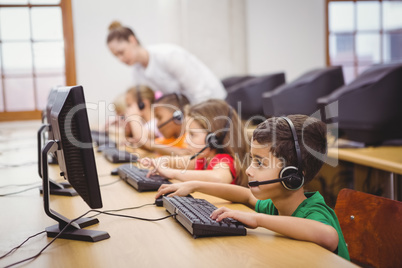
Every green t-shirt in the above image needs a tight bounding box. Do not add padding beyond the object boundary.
[255,192,350,261]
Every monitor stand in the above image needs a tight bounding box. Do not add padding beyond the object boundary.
[41,140,110,242]
[39,180,77,196]
[38,124,77,196]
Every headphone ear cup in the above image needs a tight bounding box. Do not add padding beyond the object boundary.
[206,133,219,149]
[138,101,145,110]
[279,166,304,190]
[172,110,183,124]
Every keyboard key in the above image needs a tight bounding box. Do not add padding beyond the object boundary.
[163,196,247,238]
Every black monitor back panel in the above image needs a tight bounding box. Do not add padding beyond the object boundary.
[225,73,286,119]
[262,66,344,117]
[318,63,402,145]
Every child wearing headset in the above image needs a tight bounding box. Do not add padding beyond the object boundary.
[125,85,161,144]
[151,93,192,156]
[155,114,350,261]
[140,99,250,186]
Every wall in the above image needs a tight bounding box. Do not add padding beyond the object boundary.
[246,0,326,81]
[71,0,325,126]
[71,0,246,127]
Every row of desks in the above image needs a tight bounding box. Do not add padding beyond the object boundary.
[0,121,356,267]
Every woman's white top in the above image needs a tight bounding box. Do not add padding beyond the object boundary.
[132,44,227,104]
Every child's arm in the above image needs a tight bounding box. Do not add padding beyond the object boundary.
[156,181,258,209]
[140,156,195,170]
[160,167,233,184]
[125,104,149,144]
[151,146,192,156]
[210,208,339,252]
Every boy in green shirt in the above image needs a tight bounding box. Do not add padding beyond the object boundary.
[156,114,350,260]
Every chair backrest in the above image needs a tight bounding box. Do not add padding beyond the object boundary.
[335,188,402,268]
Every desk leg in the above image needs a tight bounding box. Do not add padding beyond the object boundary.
[390,173,395,200]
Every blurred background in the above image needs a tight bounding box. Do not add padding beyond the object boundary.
[0,0,401,126]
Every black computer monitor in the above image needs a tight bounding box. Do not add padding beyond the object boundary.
[43,87,59,164]
[262,66,344,117]
[38,85,109,242]
[38,87,76,196]
[318,63,402,145]
[225,73,286,121]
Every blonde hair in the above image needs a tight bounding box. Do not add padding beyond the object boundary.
[112,93,126,115]
[126,85,155,104]
[186,99,249,187]
[107,21,140,44]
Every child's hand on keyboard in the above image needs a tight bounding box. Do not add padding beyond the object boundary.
[140,157,178,179]
[210,207,257,229]
[139,157,159,176]
[156,182,196,199]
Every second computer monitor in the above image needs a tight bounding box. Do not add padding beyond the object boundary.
[318,62,402,145]
[225,73,286,120]
[262,66,344,117]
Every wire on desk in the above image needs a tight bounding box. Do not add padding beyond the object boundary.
[0,144,36,154]
[0,182,41,189]
[3,209,177,268]
[0,185,41,197]
[89,203,155,218]
[99,179,122,187]
[0,231,46,259]
[0,161,37,168]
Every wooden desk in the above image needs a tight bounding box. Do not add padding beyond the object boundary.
[0,122,356,267]
[328,147,402,175]
[327,146,402,200]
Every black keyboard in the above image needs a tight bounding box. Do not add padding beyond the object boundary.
[163,196,247,238]
[117,164,171,192]
[91,130,114,146]
[103,148,136,163]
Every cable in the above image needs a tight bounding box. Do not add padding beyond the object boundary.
[0,182,41,189]
[0,144,36,154]
[0,231,46,259]
[0,161,37,168]
[99,179,122,187]
[90,210,177,222]
[0,185,40,197]
[3,209,177,268]
[3,210,93,268]
[97,174,110,177]
[89,203,155,218]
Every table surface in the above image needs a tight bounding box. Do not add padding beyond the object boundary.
[328,146,402,175]
[0,121,357,268]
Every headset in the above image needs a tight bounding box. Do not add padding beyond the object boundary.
[136,86,145,110]
[157,93,184,129]
[248,116,304,190]
[190,106,233,160]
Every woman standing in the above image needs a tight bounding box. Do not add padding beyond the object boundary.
[107,21,227,104]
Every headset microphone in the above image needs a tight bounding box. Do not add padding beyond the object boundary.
[189,107,232,161]
[157,117,174,129]
[189,145,208,160]
[248,175,294,187]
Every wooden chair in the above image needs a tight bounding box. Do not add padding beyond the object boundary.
[335,188,402,268]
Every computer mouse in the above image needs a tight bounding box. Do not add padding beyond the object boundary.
[155,192,174,207]
[110,168,119,176]
[155,196,164,207]
[155,193,193,207]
